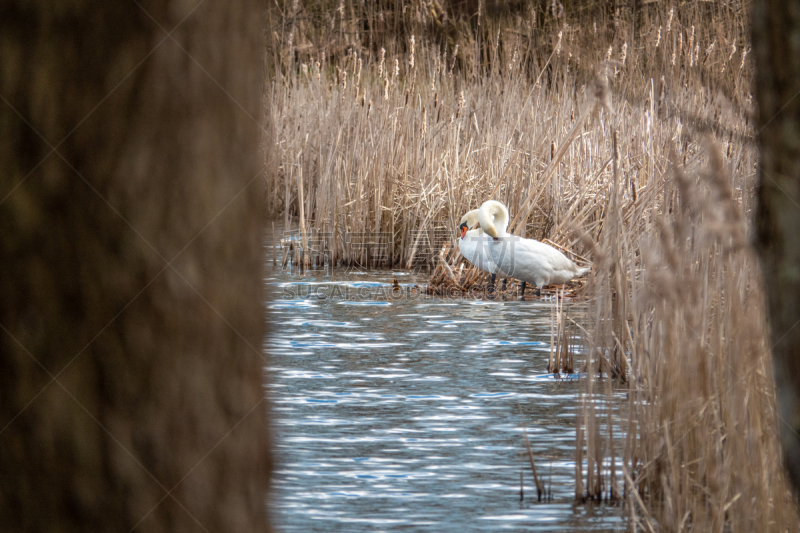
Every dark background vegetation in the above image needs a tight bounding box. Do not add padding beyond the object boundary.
[265,0,749,103]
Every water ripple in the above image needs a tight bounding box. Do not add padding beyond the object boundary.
[267,269,624,532]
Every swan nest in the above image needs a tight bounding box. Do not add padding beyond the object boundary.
[424,266,588,300]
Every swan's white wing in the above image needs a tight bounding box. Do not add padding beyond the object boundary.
[459,231,505,275]
[489,236,579,287]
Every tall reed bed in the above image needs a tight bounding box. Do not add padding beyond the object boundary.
[576,140,799,530]
[266,1,753,271]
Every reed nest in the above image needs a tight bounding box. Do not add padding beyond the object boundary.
[425,240,588,299]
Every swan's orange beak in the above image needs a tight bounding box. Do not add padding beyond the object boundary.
[459,223,468,239]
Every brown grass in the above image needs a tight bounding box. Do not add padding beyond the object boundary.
[574,138,799,530]
[266,2,753,271]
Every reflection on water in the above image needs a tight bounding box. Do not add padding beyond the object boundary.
[266,264,624,532]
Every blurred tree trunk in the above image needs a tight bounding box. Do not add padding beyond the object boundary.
[753,0,800,494]
[0,1,271,531]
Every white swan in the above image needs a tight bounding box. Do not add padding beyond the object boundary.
[458,209,506,292]
[478,200,590,296]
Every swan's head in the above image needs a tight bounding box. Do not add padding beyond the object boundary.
[458,209,480,239]
[478,200,510,239]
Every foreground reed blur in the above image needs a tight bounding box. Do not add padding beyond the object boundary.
[266,1,797,529]
[576,138,799,530]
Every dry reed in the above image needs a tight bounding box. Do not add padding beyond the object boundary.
[573,135,799,530]
[267,1,753,273]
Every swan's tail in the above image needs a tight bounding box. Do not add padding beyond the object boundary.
[577,266,592,277]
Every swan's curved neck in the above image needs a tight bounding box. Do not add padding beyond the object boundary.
[478,201,509,238]
[461,209,481,229]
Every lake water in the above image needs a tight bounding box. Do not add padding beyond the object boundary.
[266,260,624,532]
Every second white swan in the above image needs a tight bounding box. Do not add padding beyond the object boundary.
[478,200,590,296]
